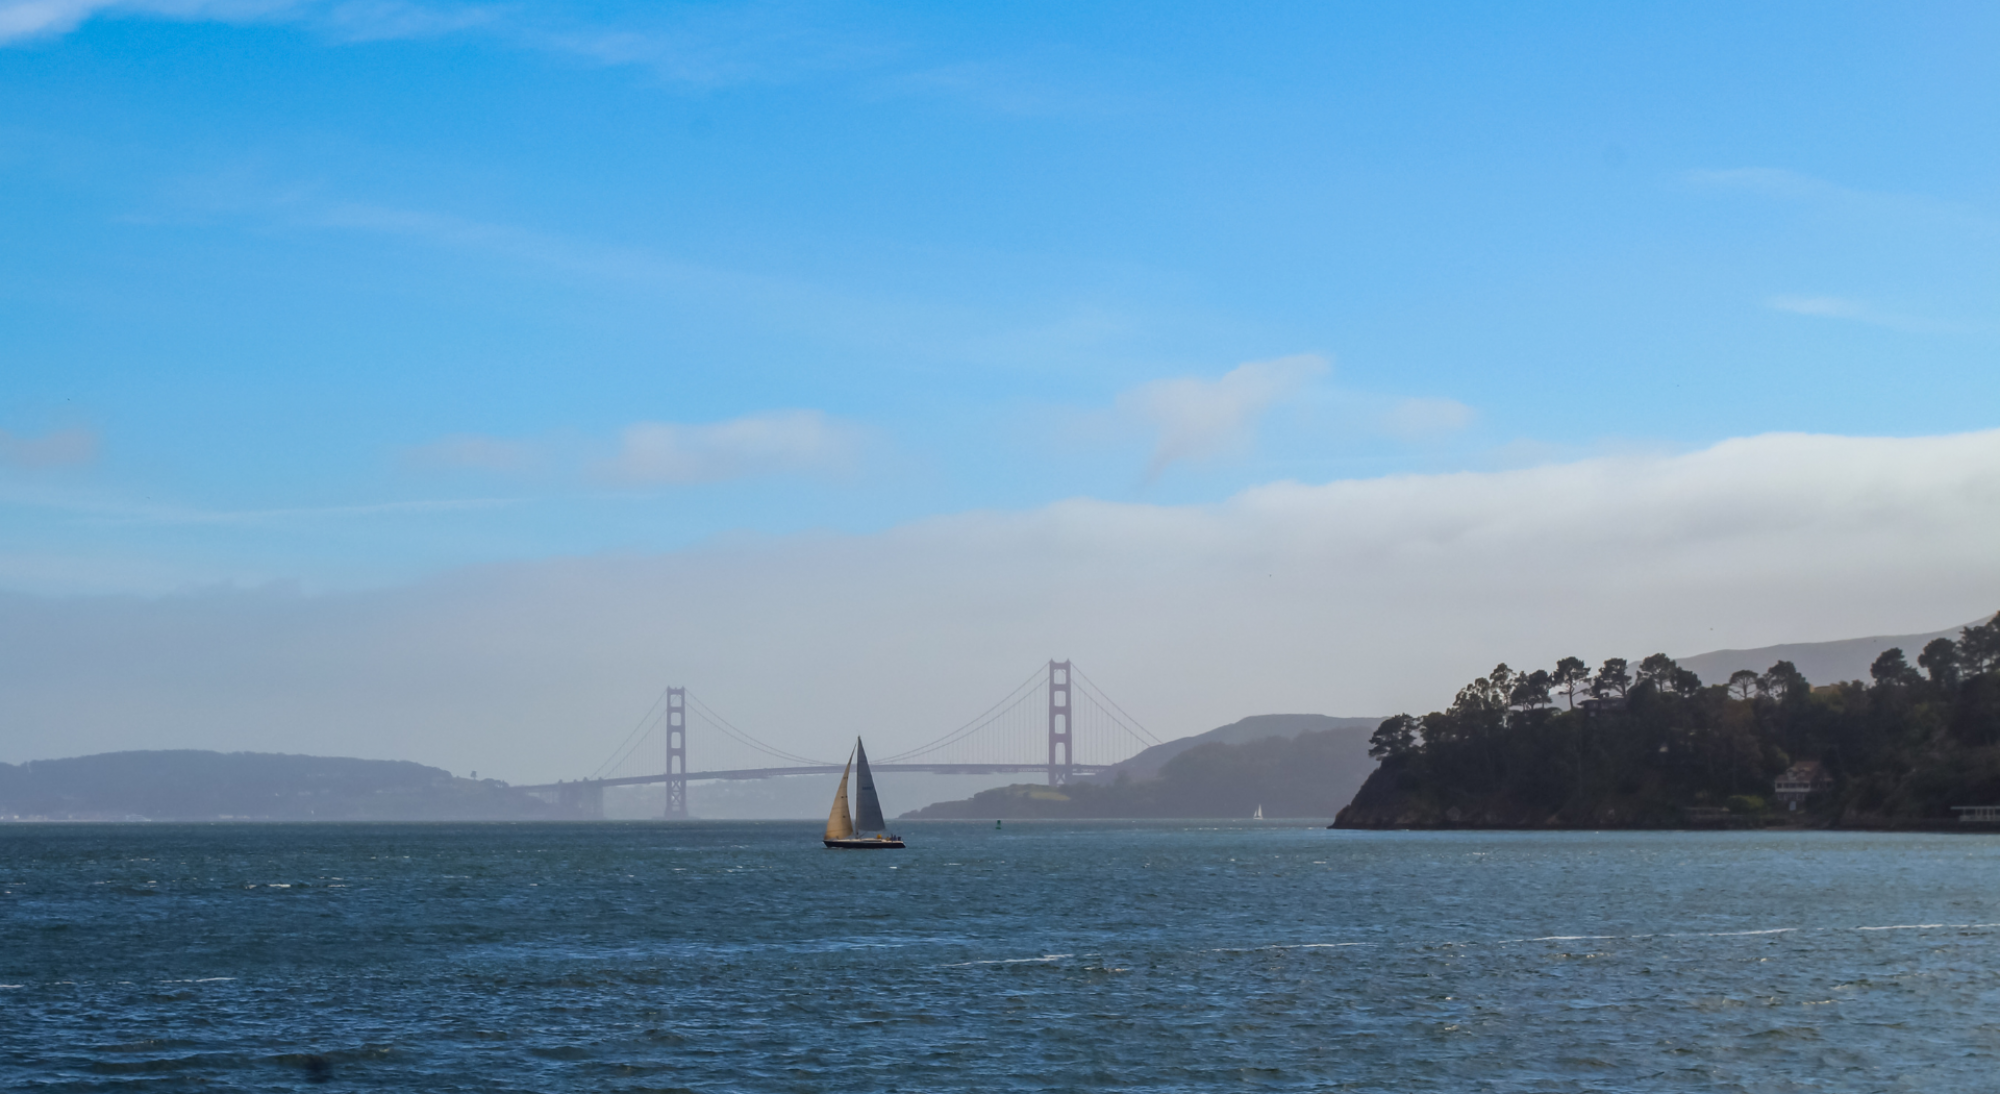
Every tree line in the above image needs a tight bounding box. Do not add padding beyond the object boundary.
[1342,612,2000,827]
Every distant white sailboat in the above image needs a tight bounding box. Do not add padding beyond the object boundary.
[823,738,905,849]
[1253,805,1263,820]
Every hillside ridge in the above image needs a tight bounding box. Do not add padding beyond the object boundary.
[0,749,574,821]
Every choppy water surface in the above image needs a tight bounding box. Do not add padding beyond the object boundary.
[4,822,1999,1091]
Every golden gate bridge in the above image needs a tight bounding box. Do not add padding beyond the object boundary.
[517,660,1160,818]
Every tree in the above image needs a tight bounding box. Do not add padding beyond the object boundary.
[1727,669,1760,701]
[1760,660,1808,702]
[1593,657,1631,699]
[1335,603,2000,830]
[1452,665,1513,719]
[1636,653,1681,693]
[1552,657,1591,710]
[1919,637,1960,688]
[1368,714,1421,761]
[1960,615,2000,676]
[1869,647,1921,690]
[1510,669,1553,710]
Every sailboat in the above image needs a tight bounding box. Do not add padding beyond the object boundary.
[1253,805,1264,820]
[824,738,905,849]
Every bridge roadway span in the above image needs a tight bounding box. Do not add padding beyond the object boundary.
[519,763,1111,792]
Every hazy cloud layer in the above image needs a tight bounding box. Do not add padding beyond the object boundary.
[4,429,1996,784]
[0,427,97,468]
[1119,354,1326,481]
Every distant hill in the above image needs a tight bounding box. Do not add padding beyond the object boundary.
[905,718,1378,820]
[0,751,577,821]
[1677,617,1988,687]
[1079,713,1381,784]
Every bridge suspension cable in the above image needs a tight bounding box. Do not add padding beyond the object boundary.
[589,684,674,780]
[1073,664,1163,751]
[578,659,1162,785]
[685,694,835,767]
[874,663,1048,764]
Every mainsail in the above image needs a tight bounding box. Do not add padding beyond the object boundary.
[852,738,887,834]
[824,750,855,841]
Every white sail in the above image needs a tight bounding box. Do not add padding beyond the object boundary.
[1253,805,1263,820]
[824,751,855,841]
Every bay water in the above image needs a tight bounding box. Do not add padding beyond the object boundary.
[4,822,1997,1091]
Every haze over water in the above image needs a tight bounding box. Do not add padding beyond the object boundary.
[6,822,1997,1091]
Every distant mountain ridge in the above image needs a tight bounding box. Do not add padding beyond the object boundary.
[908,714,1381,819]
[0,750,574,821]
[1081,713,1382,784]
[1676,619,1984,689]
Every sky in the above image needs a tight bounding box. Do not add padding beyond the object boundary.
[4,2,1999,783]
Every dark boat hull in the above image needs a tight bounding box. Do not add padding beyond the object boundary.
[823,838,905,849]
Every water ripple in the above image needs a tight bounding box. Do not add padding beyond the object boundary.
[3,823,1998,1090]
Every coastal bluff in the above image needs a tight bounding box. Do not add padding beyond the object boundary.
[1335,612,2000,830]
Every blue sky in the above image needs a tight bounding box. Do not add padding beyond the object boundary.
[6,0,1996,593]
[5,3,2000,779]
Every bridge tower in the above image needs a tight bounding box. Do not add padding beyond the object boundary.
[1047,659,1072,785]
[664,687,688,819]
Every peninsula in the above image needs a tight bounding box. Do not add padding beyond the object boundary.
[1336,612,2000,829]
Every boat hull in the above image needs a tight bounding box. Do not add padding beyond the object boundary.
[823,838,905,850]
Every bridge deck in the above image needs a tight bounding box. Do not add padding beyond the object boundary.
[518,763,1110,793]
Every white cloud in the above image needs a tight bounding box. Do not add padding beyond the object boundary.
[4,428,1997,786]
[171,181,977,363]
[1118,354,1327,481]
[309,0,494,42]
[604,410,864,485]
[1685,166,1999,235]
[1764,295,1967,335]
[873,55,1131,119]
[1380,397,1475,441]
[402,433,541,474]
[1689,170,1993,339]
[0,0,103,40]
[0,0,878,92]
[1683,167,1845,201]
[394,412,865,487]
[1767,295,1870,320]
[0,426,97,468]
[0,0,295,44]
[0,488,514,528]
[0,0,503,47]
